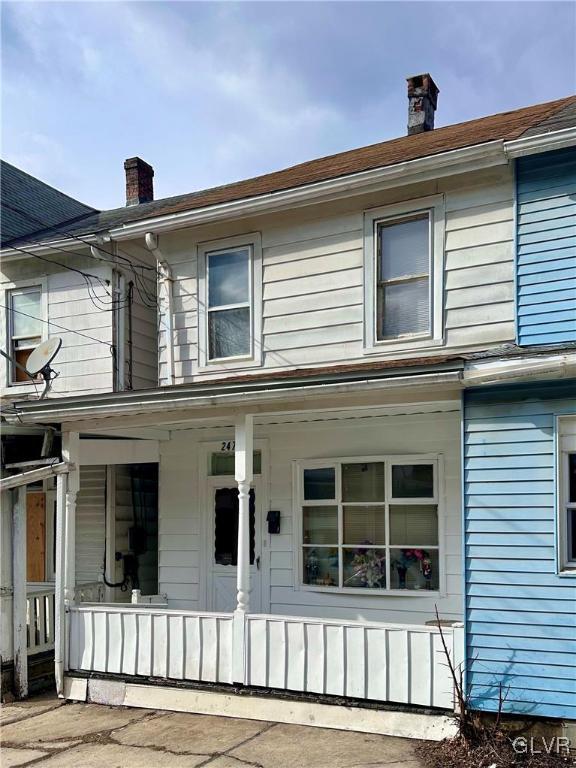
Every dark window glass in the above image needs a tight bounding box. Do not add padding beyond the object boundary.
[569,454,576,504]
[569,508,576,563]
[303,468,335,500]
[392,464,434,498]
[214,487,255,566]
[208,307,250,359]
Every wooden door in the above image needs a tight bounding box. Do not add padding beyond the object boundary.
[26,492,46,582]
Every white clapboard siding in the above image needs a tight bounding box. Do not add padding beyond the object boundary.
[160,173,515,385]
[246,615,455,709]
[76,466,106,584]
[68,605,233,684]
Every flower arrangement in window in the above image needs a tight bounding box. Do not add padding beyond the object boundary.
[345,546,386,588]
[393,549,433,590]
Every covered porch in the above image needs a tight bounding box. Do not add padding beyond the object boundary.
[12,367,465,735]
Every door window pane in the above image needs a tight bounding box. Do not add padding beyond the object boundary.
[379,216,429,281]
[210,451,261,476]
[303,468,335,500]
[303,506,338,544]
[214,487,255,566]
[208,249,249,307]
[389,505,438,546]
[379,278,429,338]
[390,548,438,591]
[303,547,338,586]
[343,548,386,589]
[392,464,434,498]
[208,307,250,359]
[342,462,384,502]
[569,454,576,503]
[343,505,386,545]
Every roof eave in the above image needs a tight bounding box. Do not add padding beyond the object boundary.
[108,139,508,240]
[504,126,576,159]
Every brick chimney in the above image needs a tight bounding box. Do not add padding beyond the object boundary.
[407,74,439,135]
[124,157,154,206]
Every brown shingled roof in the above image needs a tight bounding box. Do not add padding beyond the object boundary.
[4,94,575,246]
[112,94,576,223]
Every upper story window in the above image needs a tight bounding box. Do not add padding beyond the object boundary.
[198,233,262,370]
[364,195,445,354]
[558,416,576,573]
[8,285,44,384]
[377,215,430,339]
[297,456,441,594]
[208,248,251,360]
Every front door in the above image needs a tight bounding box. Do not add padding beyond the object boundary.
[208,480,262,612]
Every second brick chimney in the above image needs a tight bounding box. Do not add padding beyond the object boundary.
[407,74,439,135]
[124,157,154,206]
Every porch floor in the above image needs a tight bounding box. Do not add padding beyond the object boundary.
[1,692,424,767]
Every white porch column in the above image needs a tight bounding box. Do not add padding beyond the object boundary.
[12,485,27,699]
[232,414,253,683]
[61,433,79,676]
[0,489,13,699]
[54,473,67,695]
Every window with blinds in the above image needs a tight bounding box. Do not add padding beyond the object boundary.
[300,457,440,592]
[376,214,431,340]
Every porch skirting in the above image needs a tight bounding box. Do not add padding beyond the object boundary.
[67,604,463,721]
[63,675,458,741]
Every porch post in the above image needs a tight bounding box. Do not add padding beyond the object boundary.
[54,473,66,696]
[61,432,79,673]
[232,414,253,683]
[12,485,27,699]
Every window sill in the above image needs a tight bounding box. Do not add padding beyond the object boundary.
[558,568,576,578]
[363,335,444,357]
[300,584,440,597]
[197,355,263,373]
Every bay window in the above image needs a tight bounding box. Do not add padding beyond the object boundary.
[299,456,440,593]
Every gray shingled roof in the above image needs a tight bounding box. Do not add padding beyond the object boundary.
[0,161,95,247]
[2,95,575,249]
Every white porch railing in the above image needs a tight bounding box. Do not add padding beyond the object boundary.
[68,604,463,710]
[27,582,104,654]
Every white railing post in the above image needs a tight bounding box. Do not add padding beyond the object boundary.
[232,414,253,684]
[452,622,465,712]
[12,485,28,699]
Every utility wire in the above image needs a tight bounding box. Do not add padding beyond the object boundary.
[0,302,114,349]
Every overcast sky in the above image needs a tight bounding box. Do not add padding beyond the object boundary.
[2,1,575,210]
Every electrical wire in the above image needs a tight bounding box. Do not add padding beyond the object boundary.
[0,302,115,349]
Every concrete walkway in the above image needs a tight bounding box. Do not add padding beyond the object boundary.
[1,693,424,767]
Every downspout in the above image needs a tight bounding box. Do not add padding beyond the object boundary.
[145,233,175,386]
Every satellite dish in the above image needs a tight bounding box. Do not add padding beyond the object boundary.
[27,337,62,377]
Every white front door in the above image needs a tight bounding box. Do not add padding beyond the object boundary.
[207,478,262,612]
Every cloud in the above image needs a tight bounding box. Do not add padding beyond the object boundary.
[1,1,574,209]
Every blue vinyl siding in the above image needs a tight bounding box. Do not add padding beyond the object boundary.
[464,381,576,720]
[516,148,576,346]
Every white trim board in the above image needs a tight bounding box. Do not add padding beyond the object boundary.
[78,439,159,465]
[64,676,458,741]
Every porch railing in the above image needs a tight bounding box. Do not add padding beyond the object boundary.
[68,604,464,710]
[27,581,104,654]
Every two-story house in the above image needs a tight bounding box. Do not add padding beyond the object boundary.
[2,77,575,738]
[0,160,159,694]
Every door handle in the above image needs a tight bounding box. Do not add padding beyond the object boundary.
[256,556,261,570]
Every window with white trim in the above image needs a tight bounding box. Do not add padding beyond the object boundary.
[7,285,43,383]
[377,214,430,339]
[559,416,576,571]
[298,457,440,592]
[363,196,445,353]
[197,234,262,368]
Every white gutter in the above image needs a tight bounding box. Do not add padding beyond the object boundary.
[464,352,576,385]
[144,233,175,385]
[108,141,507,239]
[7,371,463,424]
[504,126,576,159]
